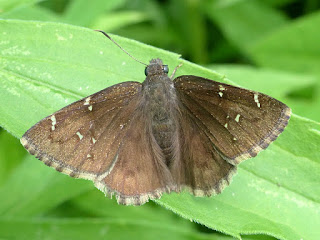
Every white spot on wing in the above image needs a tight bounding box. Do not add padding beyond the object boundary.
[51,115,56,130]
[84,97,91,105]
[235,114,240,122]
[224,123,228,129]
[88,105,93,111]
[76,131,83,140]
[218,92,223,97]
[92,137,97,144]
[219,85,226,91]
[254,93,261,108]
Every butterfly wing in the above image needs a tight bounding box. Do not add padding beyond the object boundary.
[174,75,291,164]
[22,81,174,205]
[170,110,237,196]
[21,82,143,180]
[95,109,174,205]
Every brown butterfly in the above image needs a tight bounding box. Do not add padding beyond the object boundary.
[20,31,291,205]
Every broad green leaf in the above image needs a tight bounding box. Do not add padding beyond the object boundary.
[168,0,208,63]
[0,155,93,217]
[63,0,126,27]
[0,5,61,22]
[205,0,288,52]
[71,190,193,229]
[113,0,176,49]
[0,20,319,240]
[0,0,39,13]
[68,190,210,239]
[0,217,233,240]
[247,11,320,74]
[71,191,278,239]
[0,130,26,184]
[91,11,149,32]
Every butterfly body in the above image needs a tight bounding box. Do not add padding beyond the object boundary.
[21,57,291,205]
[143,59,179,166]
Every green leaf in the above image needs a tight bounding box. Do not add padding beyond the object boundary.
[63,0,126,27]
[71,190,193,228]
[247,11,320,74]
[0,130,26,185]
[0,20,319,240]
[91,11,149,32]
[0,217,233,240]
[0,155,93,217]
[0,5,61,22]
[0,0,39,13]
[205,0,288,52]
[168,0,208,63]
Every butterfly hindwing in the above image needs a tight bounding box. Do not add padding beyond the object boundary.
[95,109,174,205]
[170,108,237,196]
[174,75,291,164]
[21,81,142,180]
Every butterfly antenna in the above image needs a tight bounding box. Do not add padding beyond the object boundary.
[95,30,148,66]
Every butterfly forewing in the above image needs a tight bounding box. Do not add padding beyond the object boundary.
[21,82,142,179]
[174,75,291,164]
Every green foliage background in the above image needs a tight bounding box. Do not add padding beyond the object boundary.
[0,0,319,240]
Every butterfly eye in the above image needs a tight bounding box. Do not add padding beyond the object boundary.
[144,67,148,76]
[163,65,169,74]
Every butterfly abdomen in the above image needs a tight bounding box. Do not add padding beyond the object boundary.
[143,75,179,166]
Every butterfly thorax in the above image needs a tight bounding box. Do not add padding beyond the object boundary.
[143,59,179,166]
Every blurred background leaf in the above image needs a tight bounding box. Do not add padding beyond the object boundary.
[0,1,319,240]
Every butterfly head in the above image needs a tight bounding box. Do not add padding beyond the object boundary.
[145,58,169,76]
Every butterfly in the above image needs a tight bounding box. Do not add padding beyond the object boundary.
[20,31,291,205]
